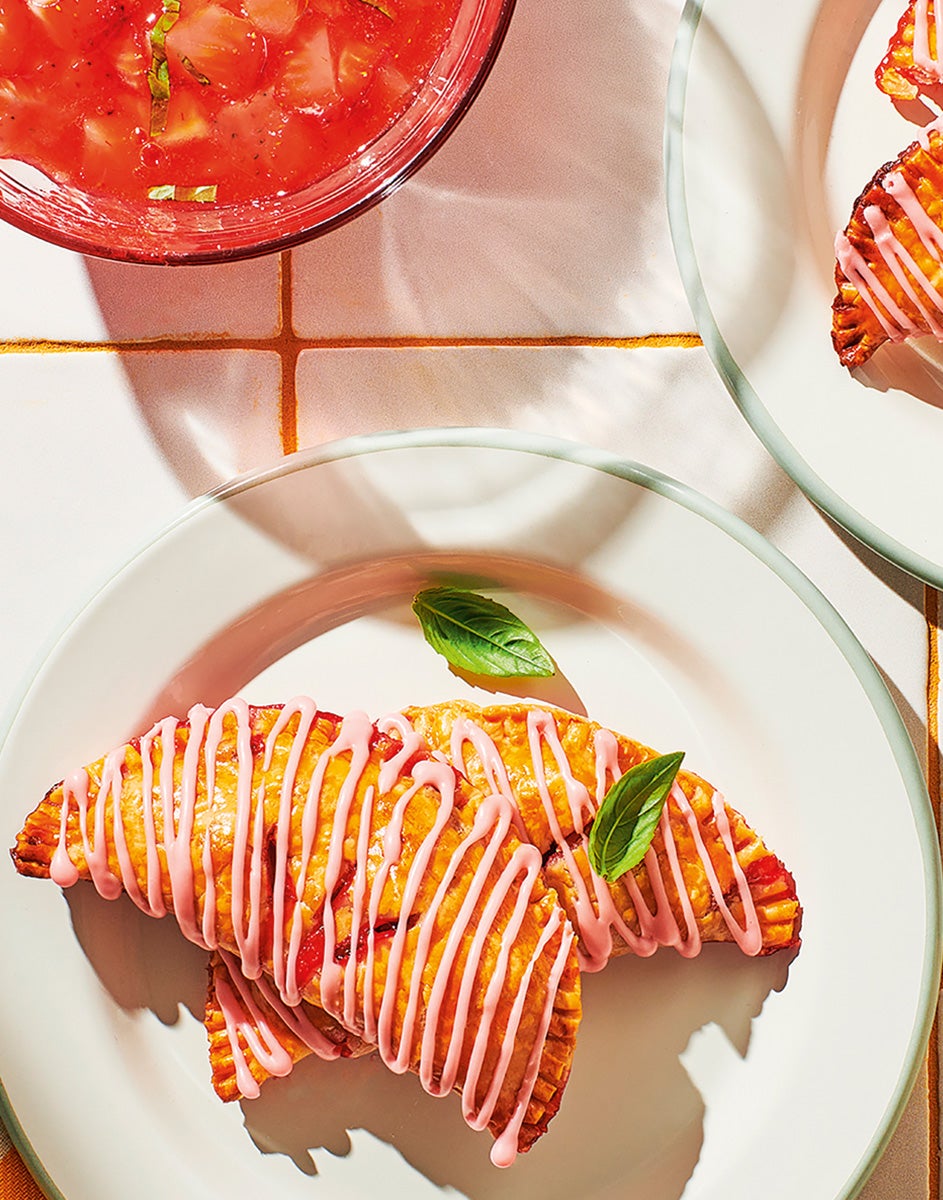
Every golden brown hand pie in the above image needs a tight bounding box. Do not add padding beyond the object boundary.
[11,697,581,1166]
[876,0,943,101]
[204,947,372,1102]
[832,125,943,368]
[402,701,801,967]
[202,699,800,1106]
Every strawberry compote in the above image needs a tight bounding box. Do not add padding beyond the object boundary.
[0,0,461,204]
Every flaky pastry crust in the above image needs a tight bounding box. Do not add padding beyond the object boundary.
[876,0,943,101]
[11,698,581,1164]
[404,701,801,961]
[832,126,943,368]
[197,699,800,1108]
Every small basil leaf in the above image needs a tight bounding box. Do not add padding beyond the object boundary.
[148,184,218,202]
[412,587,555,678]
[147,0,181,137]
[181,55,212,85]
[588,751,684,881]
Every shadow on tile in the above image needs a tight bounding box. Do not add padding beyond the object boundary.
[82,254,281,341]
[291,0,693,337]
[112,348,284,496]
[294,343,797,532]
[77,0,691,344]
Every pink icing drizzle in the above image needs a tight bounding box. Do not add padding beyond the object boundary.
[444,710,761,971]
[913,0,943,79]
[48,696,574,1167]
[213,947,344,1100]
[834,148,943,345]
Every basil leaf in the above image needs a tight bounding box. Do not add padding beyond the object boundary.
[181,55,211,85]
[357,0,394,16]
[412,587,555,678]
[588,752,684,881]
[147,0,180,137]
[148,184,218,202]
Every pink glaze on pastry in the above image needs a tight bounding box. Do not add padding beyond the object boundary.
[48,696,575,1167]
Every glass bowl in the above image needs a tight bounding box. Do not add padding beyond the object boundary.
[0,0,515,265]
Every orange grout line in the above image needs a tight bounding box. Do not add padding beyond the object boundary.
[0,321,702,475]
[0,336,284,353]
[927,584,941,1200]
[0,332,701,455]
[285,333,706,350]
[0,332,704,354]
[277,251,299,457]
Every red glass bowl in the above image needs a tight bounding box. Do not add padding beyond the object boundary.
[0,0,515,266]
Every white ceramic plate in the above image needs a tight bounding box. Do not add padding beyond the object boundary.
[667,0,943,586]
[0,429,938,1200]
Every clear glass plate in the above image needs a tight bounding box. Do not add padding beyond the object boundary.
[0,428,937,1200]
[667,0,943,586]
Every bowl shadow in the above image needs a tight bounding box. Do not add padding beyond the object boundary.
[76,0,693,505]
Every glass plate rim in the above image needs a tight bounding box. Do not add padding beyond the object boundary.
[0,424,938,1200]
[663,0,943,592]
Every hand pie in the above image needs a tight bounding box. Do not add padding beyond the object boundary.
[401,701,801,969]
[201,699,800,1105]
[11,697,582,1167]
[204,947,372,1102]
[876,0,943,101]
[832,125,943,368]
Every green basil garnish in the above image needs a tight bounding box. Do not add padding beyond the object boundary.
[588,752,684,881]
[147,0,181,137]
[148,184,218,202]
[356,0,394,16]
[412,587,555,678]
[181,55,211,85]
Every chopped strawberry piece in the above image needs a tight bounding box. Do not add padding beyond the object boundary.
[306,0,347,18]
[28,0,129,50]
[336,39,382,102]
[0,1,37,73]
[372,60,414,111]
[160,87,215,150]
[745,853,794,892]
[81,104,150,189]
[165,3,266,96]
[276,24,342,115]
[212,90,296,183]
[242,0,304,38]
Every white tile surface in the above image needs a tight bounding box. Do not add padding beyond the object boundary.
[291,342,806,527]
[0,222,280,341]
[116,348,284,493]
[291,0,693,338]
[81,256,282,341]
[0,352,192,702]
